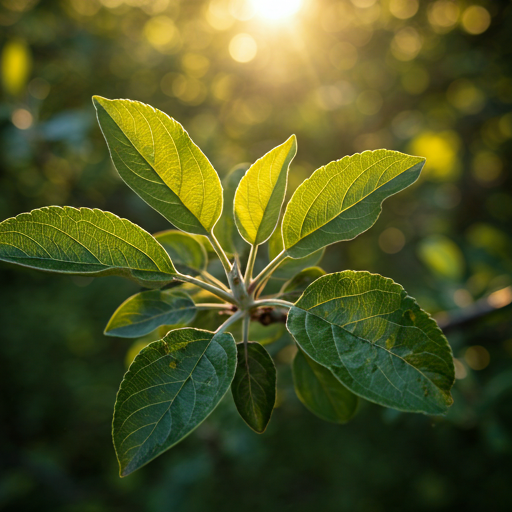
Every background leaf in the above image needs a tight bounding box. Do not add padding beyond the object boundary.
[105,289,196,338]
[93,96,223,235]
[113,328,236,476]
[154,230,207,276]
[231,342,276,433]
[0,206,176,287]
[214,165,249,256]
[279,267,326,300]
[234,135,296,246]
[287,271,455,414]
[282,150,425,258]
[293,348,358,423]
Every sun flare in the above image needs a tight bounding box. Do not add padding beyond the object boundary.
[250,0,303,21]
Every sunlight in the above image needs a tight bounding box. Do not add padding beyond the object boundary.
[250,0,303,21]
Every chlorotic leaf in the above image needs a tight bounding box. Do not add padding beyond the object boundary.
[105,289,196,338]
[231,342,276,433]
[0,206,176,287]
[234,135,297,246]
[154,230,207,276]
[287,271,455,414]
[93,96,223,235]
[282,150,425,258]
[214,165,249,256]
[293,348,358,423]
[113,328,236,476]
[280,266,326,300]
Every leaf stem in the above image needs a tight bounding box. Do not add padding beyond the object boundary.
[195,303,233,311]
[252,298,294,309]
[215,309,244,334]
[249,250,287,294]
[200,270,230,292]
[174,273,237,305]
[244,244,258,286]
[208,232,232,276]
[242,313,250,360]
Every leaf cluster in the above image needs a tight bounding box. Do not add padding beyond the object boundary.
[0,97,455,476]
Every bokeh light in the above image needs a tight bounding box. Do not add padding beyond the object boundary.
[250,0,302,21]
[461,5,491,35]
[229,33,257,62]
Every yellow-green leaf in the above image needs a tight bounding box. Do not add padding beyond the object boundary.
[268,225,324,280]
[234,135,296,246]
[282,150,425,258]
[0,206,176,288]
[93,96,223,235]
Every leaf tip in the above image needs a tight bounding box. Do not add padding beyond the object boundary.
[91,95,109,108]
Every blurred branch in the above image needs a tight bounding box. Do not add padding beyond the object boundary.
[435,286,512,333]
[252,287,512,335]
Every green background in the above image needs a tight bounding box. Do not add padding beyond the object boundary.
[1,0,511,510]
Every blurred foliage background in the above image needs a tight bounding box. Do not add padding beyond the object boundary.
[1,0,512,510]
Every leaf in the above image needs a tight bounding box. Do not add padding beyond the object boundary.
[113,328,236,476]
[214,165,249,256]
[280,267,326,300]
[93,96,223,236]
[282,150,425,258]
[249,322,286,346]
[286,271,455,414]
[268,226,324,280]
[293,348,358,423]
[105,289,196,338]
[234,135,297,246]
[231,342,276,433]
[153,230,207,276]
[0,206,176,288]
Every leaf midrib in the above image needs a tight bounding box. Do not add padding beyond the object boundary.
[296,306,449,402]
[287,155,420,249]
[104,101,211,233]
[117,335,214,467]
[113,301,196,328]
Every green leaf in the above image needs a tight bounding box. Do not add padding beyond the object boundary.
[249,322,286,346]
[0,206,176,287]
[280,267,326,300]
[293,348,358,423]
[153,230,207,276]
[286,271,455,414]
[214,165,249,256]
[113,327,236,476]
[234,135,297,246]
[268,226,324,280]
[282,150,425,258]
[93,96,223,236]
[105,289,196,338]
[231,342,276,433]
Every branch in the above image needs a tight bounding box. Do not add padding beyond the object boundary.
[435,286,512,333]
